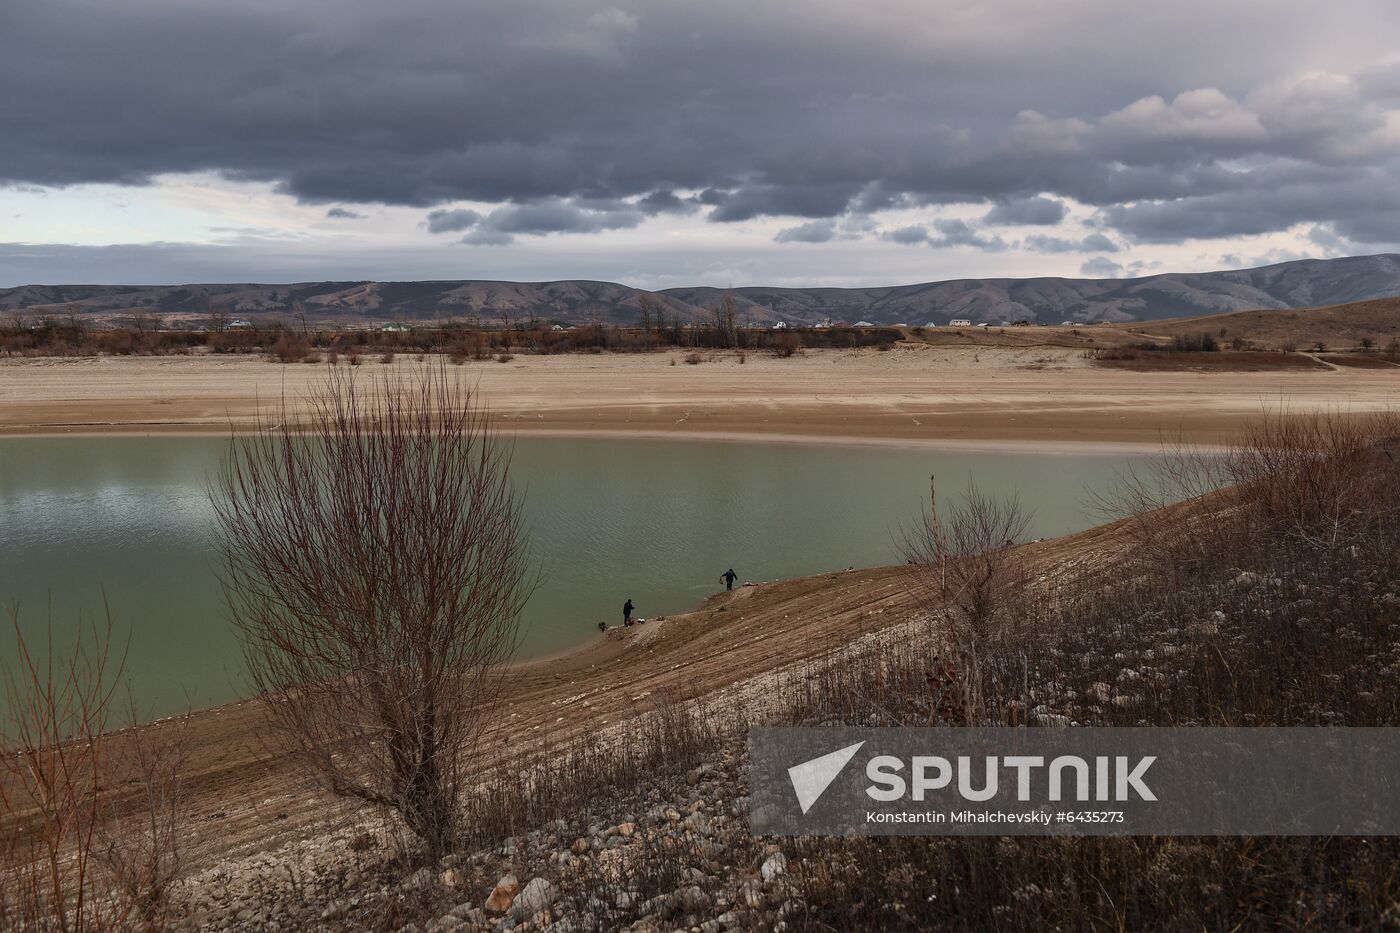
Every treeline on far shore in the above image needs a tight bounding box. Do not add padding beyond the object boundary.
[0,317,911,361]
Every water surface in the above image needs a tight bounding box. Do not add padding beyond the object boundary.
[0,435,1153,717]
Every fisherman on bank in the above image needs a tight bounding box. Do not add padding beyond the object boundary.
[623,598,635,626]
[721,568,738,591]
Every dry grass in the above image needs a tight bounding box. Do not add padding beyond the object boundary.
[1093,349,1329,371]
[1145,296,1400,352]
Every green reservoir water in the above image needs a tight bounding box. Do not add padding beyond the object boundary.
[0,435,1154,718]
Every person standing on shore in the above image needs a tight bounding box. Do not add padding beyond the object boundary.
[623,598,634,626]
[721,568,738,591]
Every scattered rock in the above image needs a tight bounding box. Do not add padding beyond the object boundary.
[485,873,520,914]
[513,877,556,918]
[404,867,435,890]
[761,853,787,882]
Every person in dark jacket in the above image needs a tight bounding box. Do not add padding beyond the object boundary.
[721,568,738,591]
[623,598,634,626]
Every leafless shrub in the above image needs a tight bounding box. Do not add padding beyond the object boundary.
[96,701,190,929]
[0,605,125,931]
[900,481,1032,722]
[269,336,312,364]
[211,364,534,860]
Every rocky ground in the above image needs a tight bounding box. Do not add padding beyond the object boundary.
[178,734,801,932]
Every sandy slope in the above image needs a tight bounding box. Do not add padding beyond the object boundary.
[2,344,1398,445]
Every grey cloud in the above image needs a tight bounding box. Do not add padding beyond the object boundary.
[461,228,514,246]
[774,219,837,243]
[636,190,698,214]
[881,219,1009,250]
[5,0,1400,254]
[883,225,930,245]
[425,208,481,233]
[1081,257,1125,277]
[1099,166,1400,244]
[983,196,1067,226]
[1023,232,1119,253]
[482,201,644,235]
[929,219,1008,251]
[434,198,647,245]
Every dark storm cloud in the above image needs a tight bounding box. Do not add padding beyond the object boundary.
[983,196,1067,226]
[326,207,364,219]
[5,0,1400,250]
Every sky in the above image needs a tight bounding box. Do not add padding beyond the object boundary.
[4,0,1400,288]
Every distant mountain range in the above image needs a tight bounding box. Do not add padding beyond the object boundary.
[5,254,1400,328]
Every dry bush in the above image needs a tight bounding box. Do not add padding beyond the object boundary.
[96,702,190,929]
[211,364,534,860]
[0,606,188,932]
[772,332,802,358]
[269,336,312,364]
[0,606,121,931]
[900,480,1032,722]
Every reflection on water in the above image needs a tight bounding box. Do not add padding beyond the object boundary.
[0,435,1155,717]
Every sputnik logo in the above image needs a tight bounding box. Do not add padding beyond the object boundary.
[787,741,865,814]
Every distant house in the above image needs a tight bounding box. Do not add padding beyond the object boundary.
[948,318,973,327]
[923,321,939,327]
[1060,320,1075,325]
[227,319,254,330]
[770,321,788,330]
[381,322,411,333]
[833,320,850,328]
[854,320,875,327]
[551,324,565,331]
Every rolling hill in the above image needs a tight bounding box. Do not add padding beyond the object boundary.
[4,254,1400,328]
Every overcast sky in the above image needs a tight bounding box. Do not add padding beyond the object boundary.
[5,0,1400,287]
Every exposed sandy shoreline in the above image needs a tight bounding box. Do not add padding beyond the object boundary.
[2,344,1397,446]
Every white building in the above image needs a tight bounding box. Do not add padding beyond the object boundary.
[948,318,972,327]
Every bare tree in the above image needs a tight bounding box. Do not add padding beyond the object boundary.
[710,291,739,349]
[636,293,657,334]
[0,604,126,932]
[211,364,534,858]
[901,480,1032,722]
